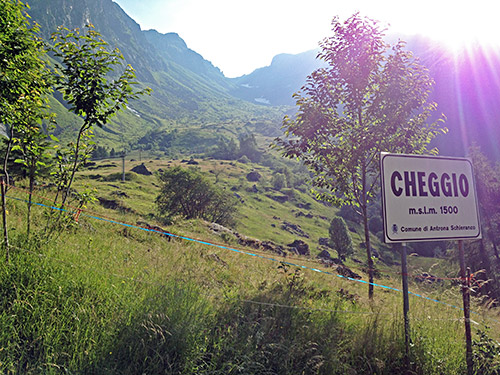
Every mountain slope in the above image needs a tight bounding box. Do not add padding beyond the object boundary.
[230,50,322,106]
[143,30,232,93]
[26,0,500,160]
[234,35,500,159]
[26,0,284,149]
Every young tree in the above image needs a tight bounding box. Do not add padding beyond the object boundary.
[51,25,151,208]
[271,172,286,190]
[12,122,55,237]
[0,0,52,251]
[469,145,500,264]
[275,14,446,298]
[239,134,262,162]
[467,145,500,303]
[329,216,354,261]
[212,137,238,160]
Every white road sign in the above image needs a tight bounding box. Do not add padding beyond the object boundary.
[380,153,481,243]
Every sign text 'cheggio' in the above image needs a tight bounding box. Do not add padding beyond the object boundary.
[390,171,469,198]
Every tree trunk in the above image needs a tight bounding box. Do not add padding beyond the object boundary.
[478,239,500,303]
[362,203,374,299]
[61,125,85,208]
[1,126,13,258]
[27,167,34,238]
[361,164,374,299]
[1,177,8,260]
[484,212,500,265]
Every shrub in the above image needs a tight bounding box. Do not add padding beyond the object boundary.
[237,155,250,164]
[338,204,360,224]
[368,216,383,234]
[329,216,354,260]
[238,134,262,162]
[156,166,237,226]
[271,173,286,190]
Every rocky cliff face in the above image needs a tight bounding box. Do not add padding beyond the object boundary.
[29,0,161,82]
[26,0,282,150]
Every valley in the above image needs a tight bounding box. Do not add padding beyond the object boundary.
[1,0,500,373]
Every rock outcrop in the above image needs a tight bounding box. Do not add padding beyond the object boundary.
[131,163,152,175]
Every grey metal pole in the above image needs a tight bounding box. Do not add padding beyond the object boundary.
[399,242,411,371]
[458,240,473,375]
[122,153,125,182]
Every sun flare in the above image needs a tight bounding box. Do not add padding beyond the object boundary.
[383,1,500,52]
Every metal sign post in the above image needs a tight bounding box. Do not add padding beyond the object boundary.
[395,242,411,371]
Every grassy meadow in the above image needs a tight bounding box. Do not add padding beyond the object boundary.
[0,157,499,374]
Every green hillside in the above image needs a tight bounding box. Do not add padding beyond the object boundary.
[1,157,499,373]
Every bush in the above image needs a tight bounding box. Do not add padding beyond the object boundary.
[237,155,250,164]
[156,166,237,226]
[238,134,262,162]
[211,137,238,160]
[368,216,383,234]
[329,216,354,260]
[338,204,360,224]
[271,173,286,190]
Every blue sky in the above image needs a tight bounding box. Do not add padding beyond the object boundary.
[113,0,499,78]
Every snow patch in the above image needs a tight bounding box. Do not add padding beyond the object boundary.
[126,105,141,118]
[254,97,270,105]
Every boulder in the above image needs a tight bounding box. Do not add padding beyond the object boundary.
[131,163,152,176]
[237,235,262,249]
[261,240,287,256]
[296,202,312,210]
[287,239,310,256]
[295,211,314,218]
[281,221,309,238]
[318,237,333,248]
[319,258,342,268]
[208,223,236,237]
[111,190,129,198]
[317,249,332,260]
[268,194,289,203]
[336,265,362,279]
[246,171,261,182]
[98,197,133,213]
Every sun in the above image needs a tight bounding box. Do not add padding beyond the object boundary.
[424,17,498,53]
[375,0,500,52]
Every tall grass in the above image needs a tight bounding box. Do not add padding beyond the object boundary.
[0,182,498,373]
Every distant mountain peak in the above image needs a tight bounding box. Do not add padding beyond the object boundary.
[144,30,187,48]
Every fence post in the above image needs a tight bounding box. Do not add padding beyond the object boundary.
[122,152,125,182]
